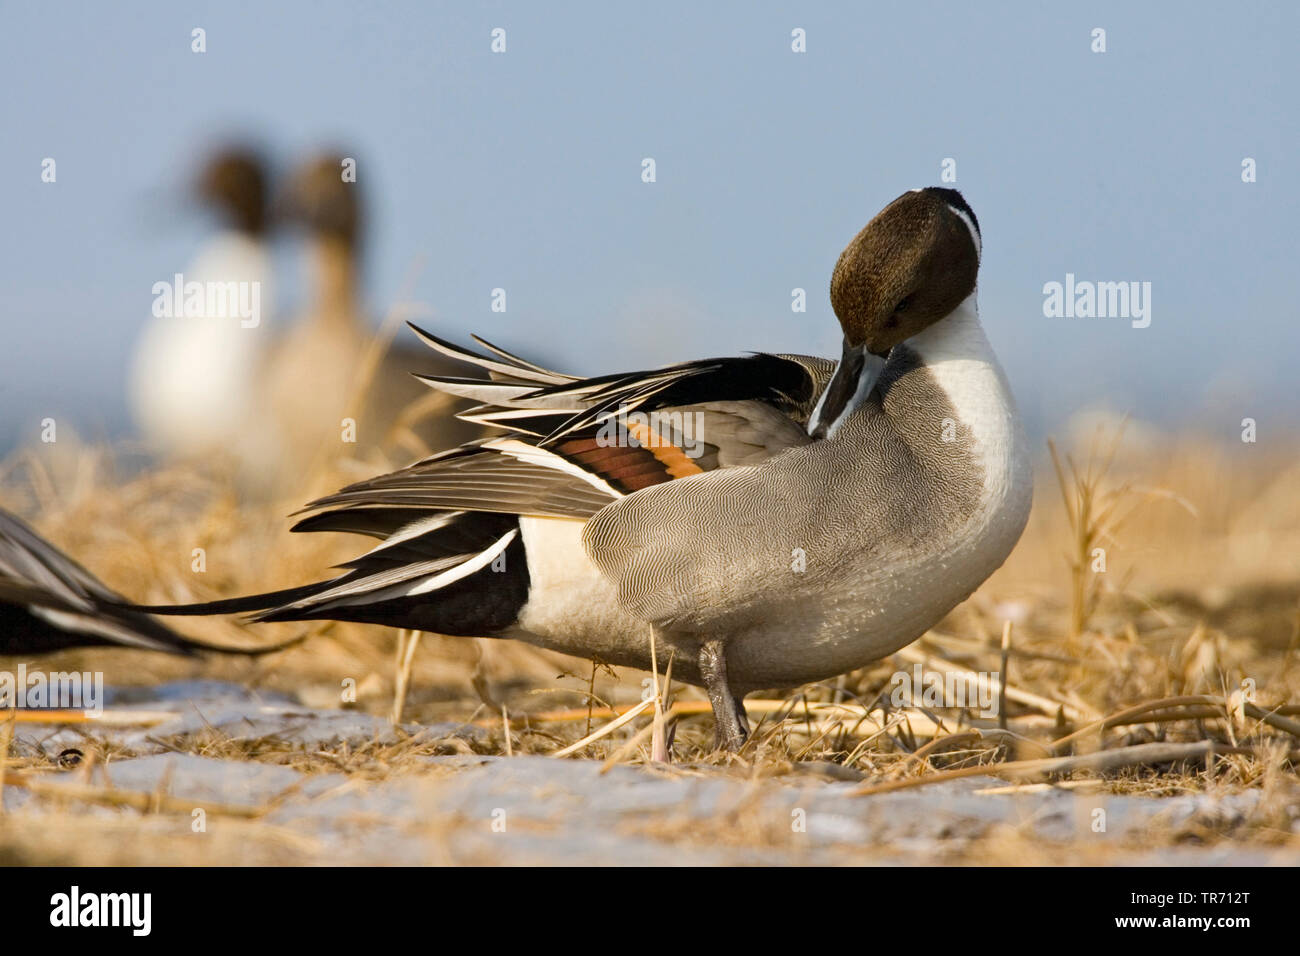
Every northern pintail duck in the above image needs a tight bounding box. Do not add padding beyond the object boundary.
[143,188,1033,750]
[130,147,276,472]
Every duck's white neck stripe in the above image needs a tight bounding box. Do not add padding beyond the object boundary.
[905,293,1023,487]
[907,292,985,361]
[947,206,981,260]
[808,350,886,440]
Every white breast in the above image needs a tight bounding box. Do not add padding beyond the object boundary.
[726,295,1034,686]
[906,293,1033,546]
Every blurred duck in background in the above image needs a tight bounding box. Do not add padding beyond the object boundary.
[262,152,482,493]
[129,147,277,478]
[130,147,483,498]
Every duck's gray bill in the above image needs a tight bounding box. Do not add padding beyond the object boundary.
[808,340,887,439]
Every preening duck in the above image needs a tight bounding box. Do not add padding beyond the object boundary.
[135,187,1033,751]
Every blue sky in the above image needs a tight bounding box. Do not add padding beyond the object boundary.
[2,1,1296,450]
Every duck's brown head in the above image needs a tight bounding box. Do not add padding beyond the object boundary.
[810,187,981,439]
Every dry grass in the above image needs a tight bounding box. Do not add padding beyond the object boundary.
[2,413,1298,863]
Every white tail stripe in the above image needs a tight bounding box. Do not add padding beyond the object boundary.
[406,528,518,596]
[289,554,471,609]
[362,511,465,557]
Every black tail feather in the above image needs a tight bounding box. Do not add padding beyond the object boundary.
[118,580,340,617]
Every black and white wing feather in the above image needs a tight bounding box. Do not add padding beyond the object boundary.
[128,325,834,633]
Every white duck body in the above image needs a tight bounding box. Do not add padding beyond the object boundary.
[130,230,274,463]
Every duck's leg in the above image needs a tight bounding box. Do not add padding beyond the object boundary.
[699,638,748,752]
[733,690,751,738]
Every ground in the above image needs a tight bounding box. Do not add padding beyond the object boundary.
[2,420,1298,865]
